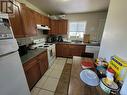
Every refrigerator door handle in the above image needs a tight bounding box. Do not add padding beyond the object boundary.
[0,50,17,57]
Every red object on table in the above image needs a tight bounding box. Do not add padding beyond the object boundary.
[107,68,115,73]
[81,60,94,68]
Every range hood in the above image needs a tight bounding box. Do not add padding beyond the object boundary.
[36,24,50,30]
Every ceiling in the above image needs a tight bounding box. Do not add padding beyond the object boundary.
[28,0,110,15]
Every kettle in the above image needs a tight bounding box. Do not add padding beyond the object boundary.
[58,36,63,42]
[47,37,52,43]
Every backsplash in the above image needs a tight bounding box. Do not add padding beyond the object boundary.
[16,31,47,46]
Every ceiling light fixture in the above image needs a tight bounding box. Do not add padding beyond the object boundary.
[62,0,69,2]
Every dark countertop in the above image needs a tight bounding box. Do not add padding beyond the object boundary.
[86,43,100,46]
[20,48,47,64]
[56,42,87,45]
[55,41,100,46]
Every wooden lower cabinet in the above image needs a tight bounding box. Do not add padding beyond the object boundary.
[62,44,70,57]
[23,51,48,90]
[37,51,48,76]
[56,44,63,57]
[56,43,85,58]
[70,45,85,56]
[23,59,41,90]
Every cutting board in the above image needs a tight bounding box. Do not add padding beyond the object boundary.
[83,34,90,43]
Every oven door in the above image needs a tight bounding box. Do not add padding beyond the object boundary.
[47,48,53,63]
[47,45,56,66]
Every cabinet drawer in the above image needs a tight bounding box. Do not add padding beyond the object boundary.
[23,58,37,71]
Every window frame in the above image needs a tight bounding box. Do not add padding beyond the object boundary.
[68,21,87,39]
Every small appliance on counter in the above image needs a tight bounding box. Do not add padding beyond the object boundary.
[57,36,63,42]
[46,35,57,43]
[18,45,28,56]
[83,34,90,43]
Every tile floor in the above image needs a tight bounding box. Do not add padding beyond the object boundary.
[31,57,72,95]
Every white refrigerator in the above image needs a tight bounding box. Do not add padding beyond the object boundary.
[0,14,31,95]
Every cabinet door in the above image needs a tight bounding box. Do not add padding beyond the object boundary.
[62,44,70,57]
[20,4,37,36]
[34,11,42,24]
[26,8,37,36]
[56,44,63,57]
[59,20,68,34]
[23,59,41,90]
[42,51,48,72]
[44,16,50,26]
[70,45,85,57]
[41,15,45,24]
[9,3,25,38]
[50,20,59,34]
[37,51,48,76]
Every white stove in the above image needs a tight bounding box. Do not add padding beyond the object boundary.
[33,39,56,67]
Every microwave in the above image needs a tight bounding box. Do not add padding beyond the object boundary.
[0,14,14,40]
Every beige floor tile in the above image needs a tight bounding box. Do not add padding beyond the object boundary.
[67,58,73,64]
[44,68,53,77]
[55,58,67,63]
[50,63,57,70]
[31,87,40,95]
[42,77,59,92]
[56,57,65,60]
[54,64,65,70]
[35,76,48,88]
[53,65,64,71]
[38,89,54,95]
[48,70,62,79]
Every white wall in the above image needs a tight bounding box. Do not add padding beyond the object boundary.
[99,0,127,62]
[66,12,107,42]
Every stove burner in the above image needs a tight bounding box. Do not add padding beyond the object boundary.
[44,43,48,45]
[44,46,49,47]
[38,46,43,47]
[44,43,53,45]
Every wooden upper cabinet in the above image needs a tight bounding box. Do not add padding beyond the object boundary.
[59,19,68,34]
[44,16,50,26]
[50,19,68,35]
[9,2,25,38]
[50,20,59,34]
[34,11,50,26]
[19,3,37,36]
[34,11,42,24]
[41,15,45,24]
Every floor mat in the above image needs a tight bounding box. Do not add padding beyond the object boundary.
[54,63,72,95]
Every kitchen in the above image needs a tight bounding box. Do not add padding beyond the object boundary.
[0,0,127,95]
